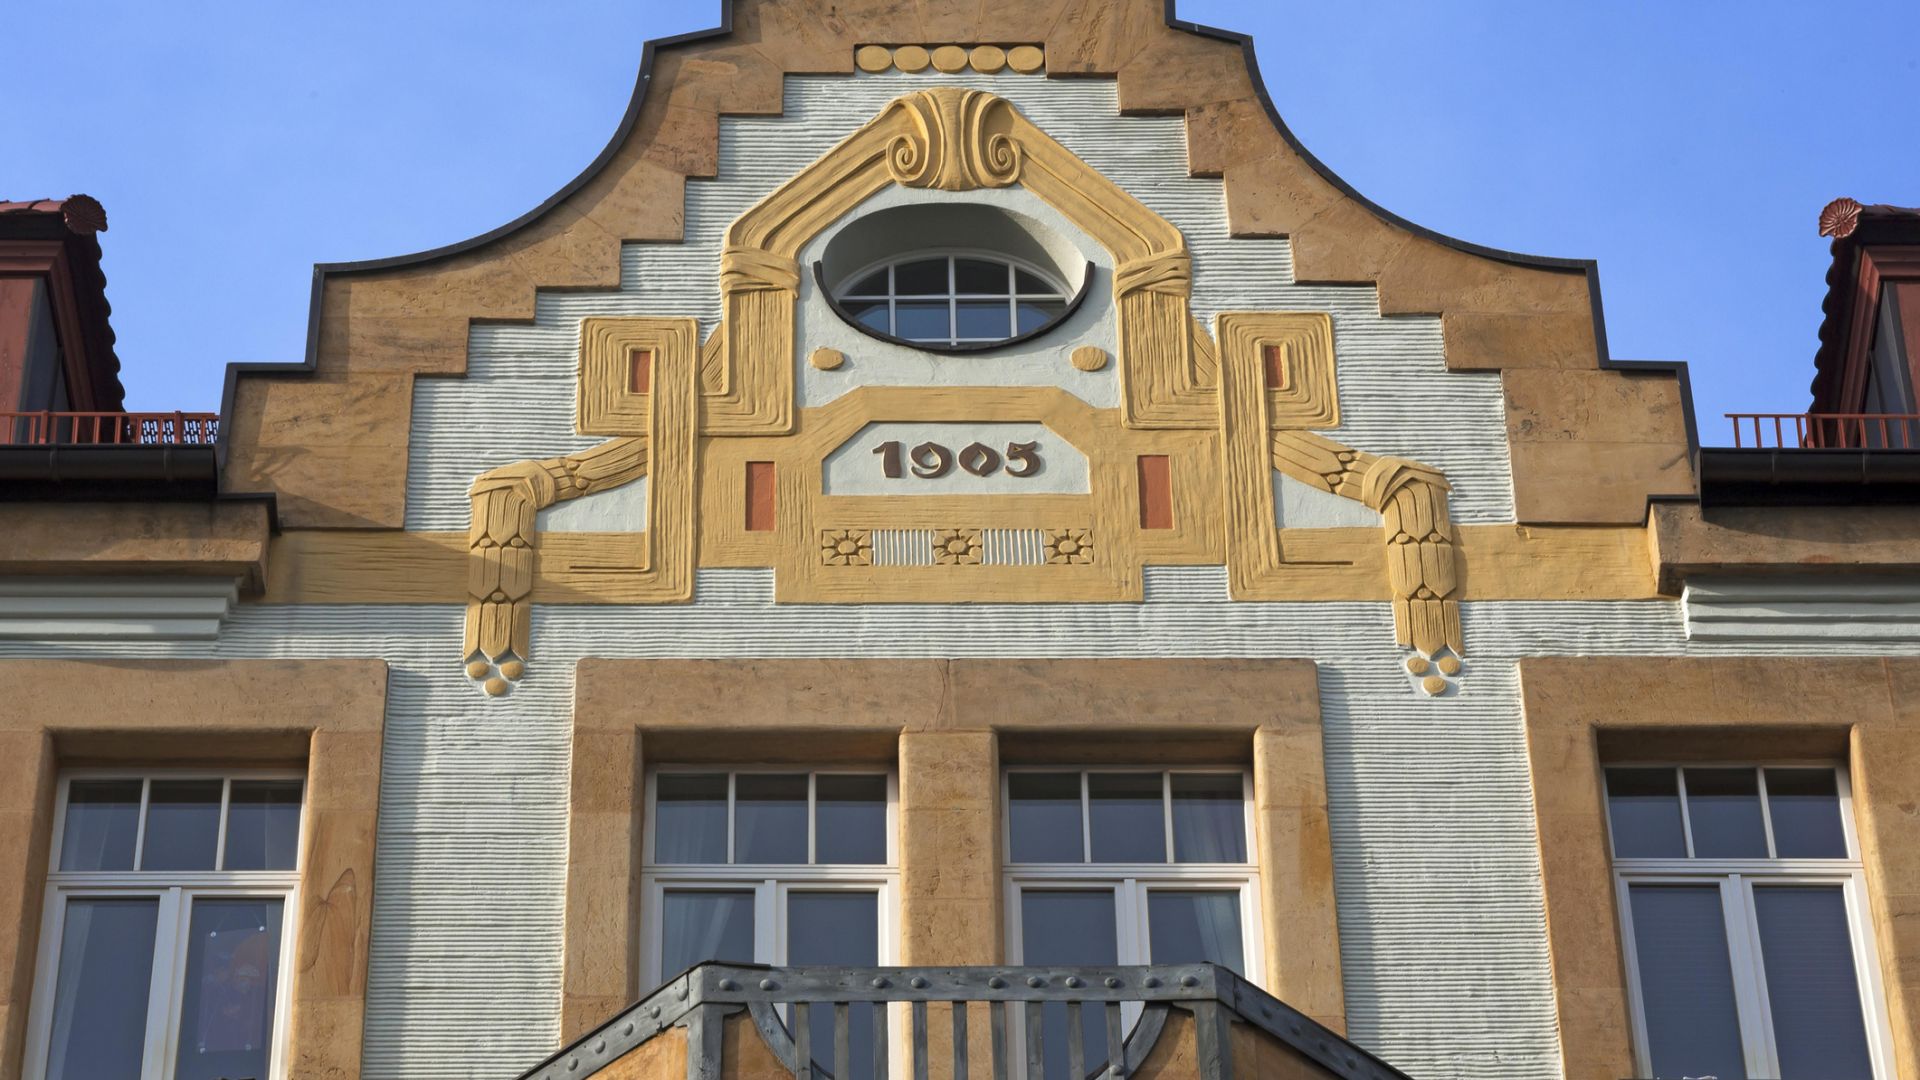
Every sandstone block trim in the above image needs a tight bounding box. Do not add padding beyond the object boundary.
[1519,657,1920,1080]
[564,658,1344,1041]
[0,658,388,1080]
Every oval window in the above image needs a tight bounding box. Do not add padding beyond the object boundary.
[815,204,1094,353]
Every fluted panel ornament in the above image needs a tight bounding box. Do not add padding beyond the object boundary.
[882,88,1023,191]
[1360,457,1463,660]
[465,439,652,693]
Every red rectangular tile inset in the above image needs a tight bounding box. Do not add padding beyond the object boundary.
[1138,455,1173,530]
[745,461,776,533]
[1262,343,1287,389]
[629,348,653,393]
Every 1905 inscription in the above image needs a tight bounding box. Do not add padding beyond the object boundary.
[873,440,1042,480]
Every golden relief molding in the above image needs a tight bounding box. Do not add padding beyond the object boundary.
[854,45,1047,76]
[578,317,695,436]
[710,87,1212,436]
[450,90,1477,693]
[464,317,698,693]
[1218,311,1465,674]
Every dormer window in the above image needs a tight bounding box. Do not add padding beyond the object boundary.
[815,203,1093,352]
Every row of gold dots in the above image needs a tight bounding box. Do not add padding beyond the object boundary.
[854,44,1045,76]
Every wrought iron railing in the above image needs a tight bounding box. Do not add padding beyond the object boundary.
[517,963,1410,1080]
[1,410,220,446]
[1726,412,1920,449]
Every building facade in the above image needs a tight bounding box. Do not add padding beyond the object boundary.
[2,4,1917,1080]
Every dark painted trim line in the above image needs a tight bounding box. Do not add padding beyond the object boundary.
[0,445,219,501]
[1699,448,1920,506]
[811,259,1096,354]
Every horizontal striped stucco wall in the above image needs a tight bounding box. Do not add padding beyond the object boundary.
[17,573,1920,1079]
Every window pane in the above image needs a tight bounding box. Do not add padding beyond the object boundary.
[1765,768,1848,859]
[1626,884,1748,1080]
[955,301,1011,341]
[1021,891,1117,1080]
[953,258,1008,294]
[1604,768,1686,859]
[844,270,889,296]
[1684,768,1769,858]
[735,774,808,864]
[143,779,223,871]
[1015,300,1067,334]
[1170,774,1245,863]
[223,781,303,871]
[655,774,728,864]
[1014,268,1055,295]
[893,258,948,296]
[1089,773,1166,863]
[59,779,142,871]
[1008,772,1083,863]
[1148,890,1245,975]
[893,302,950,342]
[173,898,284,1080]
[788,892,881,1080]
[814,775,886,865]
[1753,886,1875,1079]
[660,890,754,976]
[42,898,158,1080]
[840,299,890,333]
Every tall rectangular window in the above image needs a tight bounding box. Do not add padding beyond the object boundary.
[642,769,896,1079]
[1004,768,1259,1079]
[26,772,304,1080]
[1605,764,1895,1079]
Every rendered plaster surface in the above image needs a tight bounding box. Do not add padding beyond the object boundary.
[10,577,1919,1079]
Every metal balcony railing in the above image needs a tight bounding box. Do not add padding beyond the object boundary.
[1,410,220,446]
[517,963,1412,1080]
[1726,412,1920,449]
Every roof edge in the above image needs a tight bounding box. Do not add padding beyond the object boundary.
[218,0,1674,484]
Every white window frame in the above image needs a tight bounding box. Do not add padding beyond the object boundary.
[639,768,900,987]
[23,768,306,1080]
[1607,761,1898,1080]
[1000,767,1265,987]
[832,249,1072,347]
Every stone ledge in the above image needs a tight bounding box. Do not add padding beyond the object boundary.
[0,500,271,592]
[1651,500,1920,595]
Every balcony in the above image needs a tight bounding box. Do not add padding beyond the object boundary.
[1704,413,1920,505]
[2,409,220,446]
[516,963,1408,1080]
[0,410,222,499]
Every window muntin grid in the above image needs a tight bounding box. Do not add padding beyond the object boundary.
[1003,768,1253,866]
[27,771,304,1080]
[1602,763,1896,1079]
[832,253,1070,348]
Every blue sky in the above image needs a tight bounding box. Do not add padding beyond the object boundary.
[5,1,1916,444]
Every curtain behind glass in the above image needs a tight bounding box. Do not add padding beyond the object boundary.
[660,891,754,977]
[1169,775,1245,863]
[1752,886,1874,1079]
[1146,891,1244,975]
[787,892,880,1080]
[44,898,159,1080]
[1020,890,1117,1079]
[655,775,728,864]
[1627,885,1748,1080]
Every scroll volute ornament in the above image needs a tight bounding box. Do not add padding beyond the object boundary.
[883,88,1023,191]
